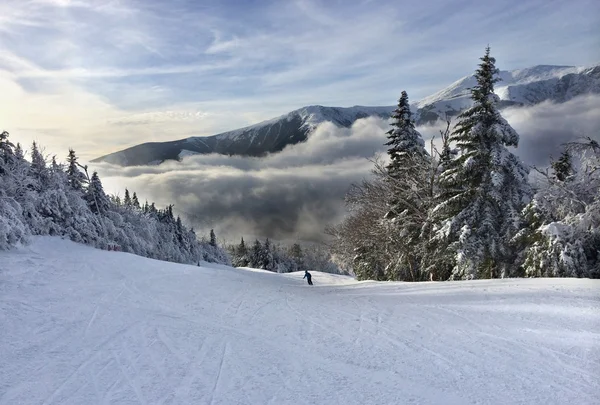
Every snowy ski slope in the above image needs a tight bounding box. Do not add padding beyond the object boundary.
[1,237,599,404]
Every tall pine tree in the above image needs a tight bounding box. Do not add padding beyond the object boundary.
[433,47,531,279]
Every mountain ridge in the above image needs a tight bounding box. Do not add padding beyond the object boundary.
[93,63,600,166]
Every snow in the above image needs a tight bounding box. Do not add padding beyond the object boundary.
[1,237,599,405]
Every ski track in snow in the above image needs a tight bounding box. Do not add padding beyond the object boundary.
[1,237,599,404]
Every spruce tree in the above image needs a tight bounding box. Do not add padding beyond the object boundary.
[66,149,86,191]
[86,171,111,214]
[262,238,275,271]
[14,142,24,160]
[233,237,249,267]
[289,243,304,271]
[433,47,531,279]
[132,192,140,209]
[0,131,15,174]
[250,239,262,268]
[552,150,573,182]
[30,141,48,186]
[382,91,430,280]
[384,91,427,180]
[210,229,217,247]
[124,189,132,207]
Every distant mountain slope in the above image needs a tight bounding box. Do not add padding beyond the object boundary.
[93,106,394,166]
[93,64,600,166]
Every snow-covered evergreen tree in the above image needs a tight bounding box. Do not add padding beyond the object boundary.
[132,192,140,209]
[66,149,86,192]
[262,238,275,271]
[232,237,249,267]
[374,91,432,280]
[0,131,14,158]
[14,142,24,160]
[249,239,263,268]
[124,189,132,207]
[86,172,111,215]
[210,229,217,247]
[551,150,573,182]
[384,91,428,180]
[433,47,531,279]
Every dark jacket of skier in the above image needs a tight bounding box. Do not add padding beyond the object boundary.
[303,270,313,285]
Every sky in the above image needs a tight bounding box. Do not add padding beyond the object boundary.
[1,0,599,161]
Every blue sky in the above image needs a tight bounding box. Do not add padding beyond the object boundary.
[0,0,598,159]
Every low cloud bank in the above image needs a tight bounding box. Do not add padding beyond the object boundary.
[95,95,600,243]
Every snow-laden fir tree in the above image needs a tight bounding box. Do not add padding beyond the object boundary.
[0,131,15,174]
[384,91,428,180]
[124,189,132,207]
[382,91,431,280]
[30,141,49,190]
[232,237,249,267]
[86,171,111,214]
[551,150,573,182]
[210,229,217,247]
[66,149,86,192]
[433,47,531,279]
[14,143,24,160]
[132,192,140,209]
[262,238,275,271]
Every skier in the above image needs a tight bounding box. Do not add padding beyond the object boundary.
[303,270,313,285]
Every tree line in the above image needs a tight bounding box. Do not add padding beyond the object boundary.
[0,135,229,265]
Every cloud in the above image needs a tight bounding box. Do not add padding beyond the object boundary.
[503,94,600,166]
[94,117,390,244]
[92,95,600,245]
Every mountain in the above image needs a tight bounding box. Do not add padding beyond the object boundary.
[414,64,600,122]
[93,64,600,166]
[93,105,394,166]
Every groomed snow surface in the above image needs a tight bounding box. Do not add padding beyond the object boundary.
[1,238,599,405]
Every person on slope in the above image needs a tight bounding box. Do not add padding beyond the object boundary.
[303,270,313,285]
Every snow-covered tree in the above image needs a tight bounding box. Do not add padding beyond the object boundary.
[385,91,428,180]
[30,141,49,189]
[232,237,249,267]
[551,150,574,182]
[0,131,15,174]
[132,192,140,209]
[124,189,132,207]
[14,143,24,160]
[86,171,111,215]
[210,229,217,247]
[66,149,86,192]
[433,47,532,279]
[379,91,432,280]
[518,139,600,278]
[250,239,263,268]
[262,238,275,271]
